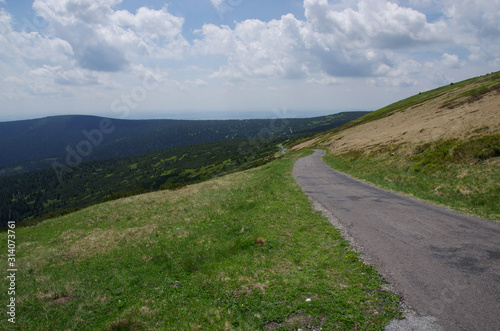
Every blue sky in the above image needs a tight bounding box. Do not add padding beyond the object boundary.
[0,0,499,121]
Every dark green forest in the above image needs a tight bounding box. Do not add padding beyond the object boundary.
[0,136,289,228]
[0,111,369,228]
[0,112,368,175]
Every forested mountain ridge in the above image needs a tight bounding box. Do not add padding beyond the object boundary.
[1,111,369,227]
[0,112,368,175]
[0,137,284,228]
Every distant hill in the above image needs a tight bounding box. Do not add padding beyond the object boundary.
[0,112,368,175]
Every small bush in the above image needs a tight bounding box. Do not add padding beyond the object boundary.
[410,139,456,173]
[256,237,266,247]
[160,181,187,191]
[409,135,500,173]
[452,134,500,162]
[413,142,432,155]
[340,150,364,161]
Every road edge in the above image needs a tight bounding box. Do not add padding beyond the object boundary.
[293,150,444,331]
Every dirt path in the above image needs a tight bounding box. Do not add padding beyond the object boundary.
[278,143,287,154]
[293,150,500,331]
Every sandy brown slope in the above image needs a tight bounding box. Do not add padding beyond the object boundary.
[293,81,500,154]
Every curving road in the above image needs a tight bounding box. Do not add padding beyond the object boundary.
[293,150,500,331]
[278,143,288,154]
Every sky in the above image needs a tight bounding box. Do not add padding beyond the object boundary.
[0,0,499,121]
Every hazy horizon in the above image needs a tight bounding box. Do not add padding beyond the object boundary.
[0,108,371,123]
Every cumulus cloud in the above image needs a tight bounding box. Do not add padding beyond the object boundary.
[306,0,445,49]
[0,0,189,101]
[443,0,500,64]
[194,0,450,82]
[194,0,500,89]
[32,0,188,72]
[0,7,121,99]
[193,0,450,83]
[193,14,313,80]
[441,53,461,68]
[0,9,73,67]
[2,0,499,115]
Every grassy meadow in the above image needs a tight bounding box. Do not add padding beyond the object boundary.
[2,151,401,330]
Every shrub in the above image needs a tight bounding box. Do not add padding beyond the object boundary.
[452,134,500,162]
[410,139,456,173]
[409,135,500,173]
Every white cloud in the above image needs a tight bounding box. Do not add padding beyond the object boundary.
[194,0,448,81]
[186,78,209,87]
[443,0,500,65]
[0,9,73,67]
[0,0,189,103]
[0,8,123,99]
[194,14,312,80]
[307,74,340,85]
[210,0,224,8]
[441,53,461,68]
[300,0,448,79]
[32,0,188,72]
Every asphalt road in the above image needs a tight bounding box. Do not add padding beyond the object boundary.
[293,150,500,331]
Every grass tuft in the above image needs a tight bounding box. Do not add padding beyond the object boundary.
[107,318,146,331]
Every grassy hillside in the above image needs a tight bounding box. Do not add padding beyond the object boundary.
[1,152,401,330]
[292,71,500,220]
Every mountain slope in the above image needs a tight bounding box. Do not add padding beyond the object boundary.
[293,72,500,153]
[1,112,370,227]
[0,112,368,175]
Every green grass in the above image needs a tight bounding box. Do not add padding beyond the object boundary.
[2,151,401,330]
[322,135,500,220]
